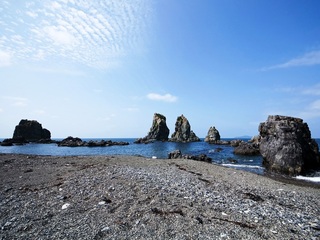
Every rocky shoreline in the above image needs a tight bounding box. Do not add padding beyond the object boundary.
[0,154,319,239]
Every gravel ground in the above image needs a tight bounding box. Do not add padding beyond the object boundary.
[0,153,319,239]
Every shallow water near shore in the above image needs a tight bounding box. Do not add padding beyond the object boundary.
[1,138,319,182]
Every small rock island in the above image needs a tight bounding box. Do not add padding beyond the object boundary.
[1,119,52,146]
[169,114,200,142]
[134,113,170,143]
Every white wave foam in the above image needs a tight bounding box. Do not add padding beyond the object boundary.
[222,164,264,170]
[295,176,320,183]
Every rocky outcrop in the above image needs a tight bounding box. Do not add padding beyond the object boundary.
[204,126,220,143]
[233,142,260,156]
[58,137,84,147]
[248,135,261,146]
[0,139,13,146]
[1,137,28,146]
[230,140,245,147]
[259,115,320,176]
[135,113,169,143]
[58,136,129,147]
[169,115,200,142]
[12,119,51,142]
[168,149,212,162]
[168,150,182,159]
[214,140,231,145]
[183,154,212,162]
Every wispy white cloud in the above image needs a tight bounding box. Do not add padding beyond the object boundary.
[0,50,12,67]
[2,96,29,107]
[261,50,320,71]
[29,67,86,76]
[302,83,320,96]
[43,26,76,45]
[0,0,152,69]
[274,84,320,96]
[26,11,38,18]
[310,99,320,110]
[147,93,178,103]
[299,99,320,119]
[268,84,320,120]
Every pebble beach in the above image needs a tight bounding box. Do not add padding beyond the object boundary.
[0,154,319,239]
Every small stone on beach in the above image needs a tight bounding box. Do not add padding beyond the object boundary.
[62,203,70,210]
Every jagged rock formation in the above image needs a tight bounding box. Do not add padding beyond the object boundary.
[58,136,129,147]
[12,119,51,142]
[134,113,170,143]
[204,126,220,143]
[259,115,320,176]
[169,115,200,142]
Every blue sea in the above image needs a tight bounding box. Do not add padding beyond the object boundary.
[1,138,319,182]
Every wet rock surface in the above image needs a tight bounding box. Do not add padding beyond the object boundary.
[0,154,319,239]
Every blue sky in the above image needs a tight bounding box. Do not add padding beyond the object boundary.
[1,0,320,138]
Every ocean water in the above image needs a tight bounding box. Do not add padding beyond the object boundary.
[0,138,319,182]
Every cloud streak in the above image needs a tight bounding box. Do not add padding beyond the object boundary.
[273,84,320,120]
[302,84,320,96]
[0,50,12,67]
[261,50,320,71]
[299,99,320,119]
[147,93,178,103]
[2,96,29,107]
[0,0,152,69]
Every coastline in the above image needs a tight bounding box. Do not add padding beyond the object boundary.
[1,154,319,239]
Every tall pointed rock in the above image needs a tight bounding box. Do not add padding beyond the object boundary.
[135,113,169,143]
[204,126,220,143]
[169,114,200,142]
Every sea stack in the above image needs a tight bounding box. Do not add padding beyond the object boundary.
[134,113,170,143]
[169,114,200,142]
[259,115,320,176]
[12,119,51,142]
[204,126,221,143]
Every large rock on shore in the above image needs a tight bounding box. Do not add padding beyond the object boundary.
[134,113,169,143]
[259,115,320,176]
[168,149,182,159]
[169,115,200,142]
[12,119,51,142]
[204,126,220,143]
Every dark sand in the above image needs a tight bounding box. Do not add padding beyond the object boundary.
[0,154,319,239]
